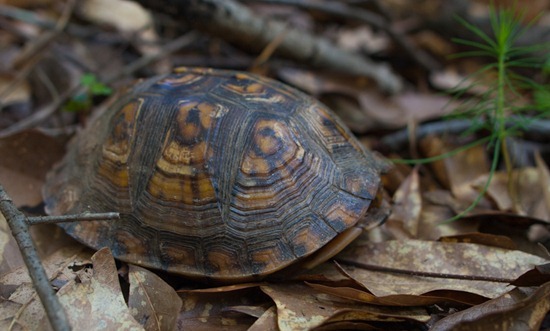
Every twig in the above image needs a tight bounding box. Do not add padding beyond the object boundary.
[0,185,71,331]
[244,0,441,71]
[27,212,120,225]
[104,31,199,83]
[135,0,403,93]
[380,117,550,151]
[0,0,75,111]
[0,31,197,138]
[0,87,78,139]
[380,119,471,151]
[0,4,126,42]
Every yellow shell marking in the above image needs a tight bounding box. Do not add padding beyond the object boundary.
[98,100,140,187]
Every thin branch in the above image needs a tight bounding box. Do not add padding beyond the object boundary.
[27,212,120,225]
[0,185,71,331]
[380,117,550,151]
[244,0,441,71]
[0,0,75,111]
[0,31,197,138]
[0,87,77,139]
[135,0,403,93]
[104,31,199,83]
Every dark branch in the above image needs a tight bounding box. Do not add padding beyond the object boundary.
[134,0,403,93]
[27,212,120,225]
[0,185,71,331]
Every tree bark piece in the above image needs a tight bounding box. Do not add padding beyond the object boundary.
[135,0,403,93]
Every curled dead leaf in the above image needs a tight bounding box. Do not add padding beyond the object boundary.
[337,239,548,300]
[128,265,182,331]
[57,248,144,330]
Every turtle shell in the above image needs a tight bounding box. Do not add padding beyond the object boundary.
[43,67,382,282]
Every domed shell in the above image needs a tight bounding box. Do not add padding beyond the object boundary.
[43,67,382,282]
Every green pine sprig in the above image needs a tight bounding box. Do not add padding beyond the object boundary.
[394,5,549,222]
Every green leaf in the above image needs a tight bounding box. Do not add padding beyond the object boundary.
[80,73,113,96]
[534,88,550,111]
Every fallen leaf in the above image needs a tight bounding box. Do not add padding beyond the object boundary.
[307,281,459,307]
[0,299,23,330]
[57,248,144,330]
[5,283,49,330]
[1,245,90,299]
[431,283,550,330]
[128,265,182,331]
[78,0,152,33]
[261,283,430,331]
[416,203,479,240]
[0,244,92,329]
[440,233,517,250]
[77,0,164,71]
[336,26,389,54]
[277,68,455,131]
[0,213,16,274]
[358,92,455,130]
[0,74,30,105]
[335,264,496,305]
[337,240,548,299]
[535,153,550,220]
[177,285,267,330]
[512,262,550,287]
[247,305,278,331]
[473,167,545,217]
[421,137,490,204]
[387,167,422,238]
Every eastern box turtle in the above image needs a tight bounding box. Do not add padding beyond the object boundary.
[43,67,383,282]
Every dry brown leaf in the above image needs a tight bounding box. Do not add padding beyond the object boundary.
[414,30,454,57]
[472,168,543,216]
[57,248,144,330]
[440,232,517,250]
[0,299,24,330]
[336,26,389,54]
[294,261,353,283]
[0,130,65,206]
[416,203,479,240]
[0,213,14,273]
[387,167,422,238]
[226,304,270,319]
[306,281,454,307]
[429,68,488,95]
[535,153,550,220]
[421,137,490,204]
[1,245,90,299]
[357,91,454,130]
[247,305,278,331]
[432,283,550,330]
[262,283,336,331]
[0,74,30,105]
[261,283,430,331]
[128,265,182,331]
[336,264,498,304]
[512,262,550,287]
[5,283,50,330]
[78,0,153,33]
[277,68,454,131]
[337,240,548,299]
[77,0,165,72]
[177,285,266,330]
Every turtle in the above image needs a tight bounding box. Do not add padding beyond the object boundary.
[43,67,384,283]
